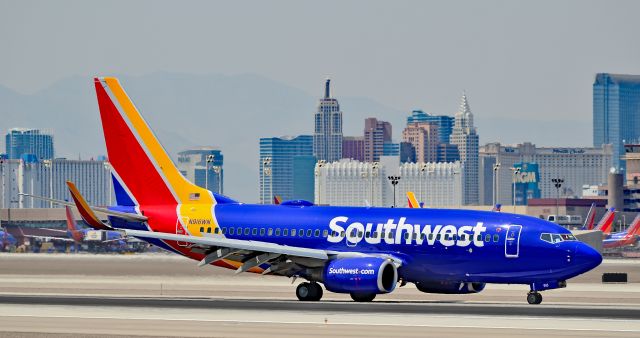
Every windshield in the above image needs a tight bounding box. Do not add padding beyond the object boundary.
[540,232,577,244]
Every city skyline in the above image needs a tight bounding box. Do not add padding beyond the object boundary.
[2,1,640,202]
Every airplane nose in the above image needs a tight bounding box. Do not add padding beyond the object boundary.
[573,243,602,272]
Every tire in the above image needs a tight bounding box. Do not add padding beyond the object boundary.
[527,293,539,305]
[309,283,323,301]
[535,293,543,304]
[350,292,376,302]
[296,283,312,301]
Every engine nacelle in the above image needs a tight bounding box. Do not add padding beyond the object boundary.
[415,281,486,294]
[322,257,398,294]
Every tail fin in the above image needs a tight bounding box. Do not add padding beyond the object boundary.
[94,77,213,206]
[407,191,420,208]
[491,204,501,212]
[583,203,597,230]
[625,214,640,238]
[595,208,616,234]
[273,195,282,205]
[65,206,78,232]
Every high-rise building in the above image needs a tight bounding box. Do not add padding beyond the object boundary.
[313,79,343,162]
[6,128,54,160]
[260,135,314,204]
[402,122,439,163]
[1,158,112,208]
[479,142,613,205]
[594,73,640,169]
[437,143,460,163]
[176,147,224,194]
[342,136,365,161]
[450,93,479,205]
[407,110,455,144]
[364,118,392,162]
[314,159,462,207]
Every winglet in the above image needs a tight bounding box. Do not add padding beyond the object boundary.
[66,181,113,230]
[407,191,420,208]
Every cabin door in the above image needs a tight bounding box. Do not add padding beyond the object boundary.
[176,216,191,247]
[505,225,522,258]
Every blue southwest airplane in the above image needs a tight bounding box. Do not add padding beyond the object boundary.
[36,77,602,305]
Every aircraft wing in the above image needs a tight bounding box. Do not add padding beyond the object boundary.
[124,229,403,275]
[19,192,147,223]
[22,234,75,242]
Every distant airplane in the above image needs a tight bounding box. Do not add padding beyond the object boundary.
[593,208,616,235]
[408,192,501,212]
[581,203,597,230]
[603,214,640,249]
[1,227,17,251]
[491,204,502,212]
[273,195,282,205]
[34,77,602,305]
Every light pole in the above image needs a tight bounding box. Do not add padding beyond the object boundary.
[510,167,521,212]
[0,159,4,209]
[315,160,326,205]
[262,157,271,204]
[205,154,214,191]
[213,166,222,194]
[552,178,564,217]
[387,175,401,208]
[453,170,461,208]
[103,162,112,206]
[371,162,379,206]
[492,163,501,206]
[43,160,53,208]
[419,163,428,207]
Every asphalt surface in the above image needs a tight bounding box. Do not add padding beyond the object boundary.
[1,254,639,337]
[0,294,639,319]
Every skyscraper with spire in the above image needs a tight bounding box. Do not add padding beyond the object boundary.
[450,93,479,205]
[313,79,343,162]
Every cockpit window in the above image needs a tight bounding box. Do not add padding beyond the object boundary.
[540,232,577,244]
[540,233,552,243]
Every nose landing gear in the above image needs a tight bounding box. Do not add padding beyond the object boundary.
[527,291,543,304]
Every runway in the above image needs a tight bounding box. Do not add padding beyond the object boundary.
[1,253,639,337]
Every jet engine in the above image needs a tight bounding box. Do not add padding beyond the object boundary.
[321,257,397,294]
[415,281,486,294]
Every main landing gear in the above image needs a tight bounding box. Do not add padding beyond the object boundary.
[296,282,323,301]
[527,291,543,305]
[350,293,376,302]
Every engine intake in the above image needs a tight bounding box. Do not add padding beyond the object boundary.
[416,281,486,294]
[322,257,397,294]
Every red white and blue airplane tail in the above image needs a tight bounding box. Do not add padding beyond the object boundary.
[594,208,616,235]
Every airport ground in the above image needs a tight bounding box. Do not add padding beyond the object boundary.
[1,253,639,337]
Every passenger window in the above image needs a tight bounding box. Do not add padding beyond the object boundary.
[200,227,204,233]
[260,228,265,236]
[388,232,394,239]
[275,228,281,236]
[244,228,250,235]
[252,228,257,236]
[341,231,346,237]
[404,232,409,240]
[459,234,465,241]
[421,234,426,240]
[229,228,235,235]
[315,229,321,237]
[428,234,434,240]
[207,227,212,234]
[493,234,499,242]
[476,235,481,242]
[436,234,441,240]
[268,228,273,236]
[306,229,312,237]
[365,232,370,238]
[485,234,491,242]
[221,228,226,234]
[291,229,297,236]
[283,229,289,236]
[322,230,328,237]
[299,230,304,237]
[214,228,219,234]
[453,234,458,240]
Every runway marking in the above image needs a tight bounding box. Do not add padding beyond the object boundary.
[1,314,639,333]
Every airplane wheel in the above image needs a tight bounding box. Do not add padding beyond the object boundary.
[527,292,542,305]
[308,282,323,301]
[350,292,376,302]
[296,282,312,301]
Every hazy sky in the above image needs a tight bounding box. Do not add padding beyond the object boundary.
[3,0,640,121]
